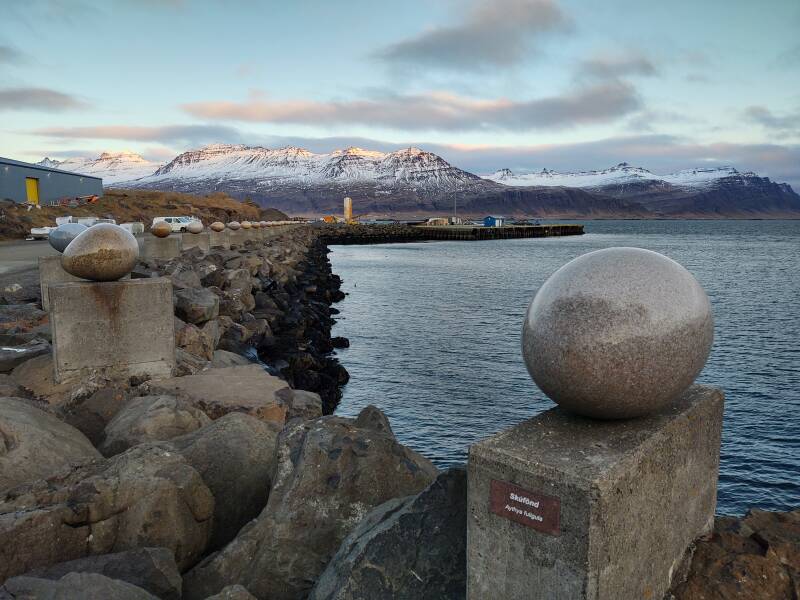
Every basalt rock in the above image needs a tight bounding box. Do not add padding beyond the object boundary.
[99,394,211,457]
[669,510,800,600]
[310,467,467,600]
[175,287,220,324]
[182,406,437,600]
[0,339,50,373]
[0,397,101,493]
[145,364,291,425]
[21,547,182,600]
[0,444,214,580]
[162,413,280,550]
[0,572,159,599]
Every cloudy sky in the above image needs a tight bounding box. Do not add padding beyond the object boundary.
[1,0,799,186]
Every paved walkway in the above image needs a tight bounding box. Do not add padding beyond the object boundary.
[0,240,58,276]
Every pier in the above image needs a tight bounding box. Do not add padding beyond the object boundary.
[321,223,584,245]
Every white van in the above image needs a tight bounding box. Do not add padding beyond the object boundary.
[151,216,197,233]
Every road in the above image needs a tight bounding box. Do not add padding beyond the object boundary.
[0,239,59,276]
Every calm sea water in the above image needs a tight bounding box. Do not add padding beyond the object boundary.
[330,220,799,516]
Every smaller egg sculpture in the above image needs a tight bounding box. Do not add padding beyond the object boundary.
[227,221,241,231]
[241,221,252,229]
[49,223,88,253]
[151,221,172,238]
[186,221,204,234]
[210,221,225,232]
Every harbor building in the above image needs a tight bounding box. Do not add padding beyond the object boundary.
[0,156,102,206]
[483,215,505,227]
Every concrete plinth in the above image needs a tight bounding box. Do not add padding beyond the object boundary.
[140,235,182,260]
[39,256,85,312]
[181,232,211,253]
[228,230,245,247]
[209,230,231,249]
[467,385,724,600]
[49,278,176,384]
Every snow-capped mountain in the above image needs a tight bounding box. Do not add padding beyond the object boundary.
[37,152,162,185]
[143,144,485,191]
[35,146,800,217]
[484,162,800,216]
[484,162,748,190]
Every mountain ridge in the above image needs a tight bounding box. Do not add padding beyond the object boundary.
[35,145,800,218]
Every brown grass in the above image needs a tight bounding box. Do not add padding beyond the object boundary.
[0,188,288,240]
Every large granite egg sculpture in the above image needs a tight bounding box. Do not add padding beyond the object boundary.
[210,221,225,232]
[522,247,713,420]
[227,221,241,231]
[61,223,139,282]
[49,223,88,253]
[259,221,269,228]
[241,221,252,229]
[186,221,204,234]
[251,221,261,229]
[151,221,172,238]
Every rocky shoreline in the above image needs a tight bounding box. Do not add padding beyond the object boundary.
[0,225,797,599]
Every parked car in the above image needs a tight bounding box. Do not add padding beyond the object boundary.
[151,216,198,233]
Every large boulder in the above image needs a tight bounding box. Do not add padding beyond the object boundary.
[164,413,280,550]
[175,287,220,325]
[0,339,50,373]
[10,354,73,403]
[183,406,438,600]
[58,386,132,446]
[285,389,323,421]
[0,572,158,599]
[670,509,800,599]
[0,304,47,335]
[99,394,211,457]
[205,585,258,600]
[210,350,251,369]
[175,319,216,361]
[0,397,100,493]
[309,468,467,600]
[22,547,182,600]
[147,365,291,425]
[0,444,214,580]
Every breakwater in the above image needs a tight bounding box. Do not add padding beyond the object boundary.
[0,223,797,599]
[319,222,584,244]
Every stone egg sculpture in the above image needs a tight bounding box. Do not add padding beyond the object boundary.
[210,221,225,232]
[251,221,261,229]
[227,221,241,231]
[522,247,713,420]
[241,221,252,229]
[48,223,88,253]
[260,221,269,228]
[151,221,172,238]
[61,223,139,282]
[186,220,204,234]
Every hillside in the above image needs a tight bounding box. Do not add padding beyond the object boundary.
[0,189,288,240]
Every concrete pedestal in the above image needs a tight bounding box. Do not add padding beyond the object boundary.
[181,232,211,252]
[49,278,176,384]
[39,256,85,312]
[228,230,245,247]
[209,230,231,249]
[141,235,182,260]
[467,385,724,600]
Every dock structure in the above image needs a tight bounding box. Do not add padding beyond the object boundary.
[321,223,584,245]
